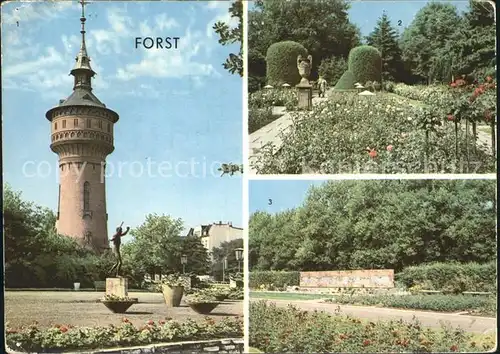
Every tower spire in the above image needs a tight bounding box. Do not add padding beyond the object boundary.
[71,0,95,90]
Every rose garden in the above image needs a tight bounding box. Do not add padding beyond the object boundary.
[248,180,497,353]
[4,184,244,353]
[248,0,496,174]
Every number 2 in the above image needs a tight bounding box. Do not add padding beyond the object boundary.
[398,20,402,26]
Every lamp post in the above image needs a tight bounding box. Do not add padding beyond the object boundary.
[235,248,243,274]
[181,254,187,274]
[222,257,228,282]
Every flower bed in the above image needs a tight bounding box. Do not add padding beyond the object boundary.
[249,88,298,110]
[252,92,495,174]
[249,107,275,134]
[323,294,496,316]
[249,301,495,353]
[6,316,243,353]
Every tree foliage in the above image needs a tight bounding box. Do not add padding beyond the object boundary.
[348,45,382,84]
[249,180,496,272]
[213,0,243,76]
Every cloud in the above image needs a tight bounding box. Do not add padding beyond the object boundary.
[1,1,72,26]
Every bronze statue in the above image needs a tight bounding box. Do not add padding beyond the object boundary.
[297,54,313,84]
[108,222,130,277]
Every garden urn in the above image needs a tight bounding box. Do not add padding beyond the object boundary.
[74,282,81,291]
[297,54,313,85]
[162,284,184,307]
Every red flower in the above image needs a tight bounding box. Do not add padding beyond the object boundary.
[60,326,68,333]
[386,145,393,152]
[486,76,492,82]
[122,317,130,323]
[363,339,371,346]
[450,82,457,88]
[450,344,459,352]
[339,333,347,340]
[147,320,154,325]
[368,149,377,158]
[447,114,454,121]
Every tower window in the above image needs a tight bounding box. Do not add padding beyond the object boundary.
[74,118,78,127]
[86,119,91,128]
[83,181,90,211]
[62,120,66,128]
[107,123,111,133]
[54,122,58,130]
[98,120,103,129]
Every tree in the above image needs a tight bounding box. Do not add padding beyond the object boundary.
[400,2,461,84]
[180,236,211,275]
[125,214,184,277]
[211,238,243,280]
[213,0,243,76]
[365,12,403,82]
[249,0,361,81]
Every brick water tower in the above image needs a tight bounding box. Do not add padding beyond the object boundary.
[45,1,118,253]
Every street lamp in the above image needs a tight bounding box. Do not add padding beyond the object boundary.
[181,254,187,274]
[235,248,243,273]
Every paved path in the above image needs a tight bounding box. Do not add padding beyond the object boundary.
[5,291,243,329]
[251,298,497,334]
[249,92,328,174]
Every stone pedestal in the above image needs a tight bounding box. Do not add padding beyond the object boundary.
[296,83,312,110]
[106,277,128,297]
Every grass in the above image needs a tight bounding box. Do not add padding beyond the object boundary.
[250,291,335,300]
[248,347,264,353]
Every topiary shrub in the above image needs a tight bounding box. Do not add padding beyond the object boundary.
[334,70,357,90]
[348,45,382,84]
[266,41,307,87]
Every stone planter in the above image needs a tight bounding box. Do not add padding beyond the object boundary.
[101,299,138,313]
[162,285,184,307]
[74,282,80,291]
[187,302,220,314]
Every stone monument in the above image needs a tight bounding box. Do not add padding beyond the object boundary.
[296,54,313,110]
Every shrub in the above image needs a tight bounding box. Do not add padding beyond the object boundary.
[325,294,496,314]
[249,76,266,93]
[396,262,497,294]
[6,317,243,353]
[318,56,348,85]
[383,81,396,92]
[249,108,275,134]
[249,89,298,109]
[373,81,381,91]
[334,70,357,90]
[266,41,308,87]
[249,301,494,353]
[348,45,382,84]
[249,271,300,290]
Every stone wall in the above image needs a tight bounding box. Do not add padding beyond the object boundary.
[300,269,394,288]
[86,338,244,353]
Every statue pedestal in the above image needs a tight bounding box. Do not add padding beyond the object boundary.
[106,277,128,298]
[296,82,312,110]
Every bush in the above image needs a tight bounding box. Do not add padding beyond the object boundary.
[6,317,243,353]
[396,262,497,294]
[249,88,298,109]
[266,41,307,87]
[383,81,396,92]
[249,271,300,289]
[318,56,348,85]
[249,76,266,93]
[249,108,275,134]
[325,294,496,314]
[348,45,382,84]
[373,81,381,91]
[249,301,494,353]
[334,70,357,90]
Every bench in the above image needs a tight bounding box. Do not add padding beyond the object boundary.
[462,291,493,296]
[94,281,106,291]
[418,290,442,295]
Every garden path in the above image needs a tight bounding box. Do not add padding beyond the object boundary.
[250,299,496,334]
[249,91,329,174]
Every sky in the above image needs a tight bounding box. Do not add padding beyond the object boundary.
[2,0,242,242]
[249,180,327,214]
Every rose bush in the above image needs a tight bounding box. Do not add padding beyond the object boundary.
[249,88,298,110]
[252,92,495,174]
[6,316,243,353]
[249,301,495,353]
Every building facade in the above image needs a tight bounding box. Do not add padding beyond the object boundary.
[45,3,118,253]
[186,221,243,255]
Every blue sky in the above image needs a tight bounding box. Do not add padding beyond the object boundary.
[249,180,326,214]
[2,1,242,241]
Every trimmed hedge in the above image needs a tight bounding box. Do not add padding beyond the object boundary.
[348,45,382,84]
[249,271,300,289]
[396,261,497,294]
[266,41,307,87]
[334,70,357,90]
